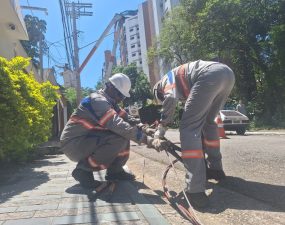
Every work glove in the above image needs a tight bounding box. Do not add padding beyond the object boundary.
[154,124,167,139]
[137,123,156,136]
[128,116,141,126]
[139,134,169,152]
[140,134,155,147]
[151,138,169,152]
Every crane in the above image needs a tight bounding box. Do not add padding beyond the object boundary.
[78,10,138,81]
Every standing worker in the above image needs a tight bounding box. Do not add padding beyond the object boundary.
[153,60,235,208]
[60,73,153,189]
[236,100,247,115]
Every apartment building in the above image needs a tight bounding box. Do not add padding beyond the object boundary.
[118,1,158,87]
[151,0,181,77]
[118,0,181,87]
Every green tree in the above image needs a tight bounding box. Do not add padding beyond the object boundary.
[63,87,77,110]
[63,87,95,112]
[152,0,285,127]
[95,80,103,90]
[21,15,47,67]
[112,63,152,106]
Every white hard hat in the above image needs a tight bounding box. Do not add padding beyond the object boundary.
[109,73,131,97]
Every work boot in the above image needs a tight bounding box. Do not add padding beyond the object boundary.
[105,170,136,181]
[72,168,101,189]
[186,192,209,208]
[206,168,226,181]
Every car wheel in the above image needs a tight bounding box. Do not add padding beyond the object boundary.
[236,127,246,135]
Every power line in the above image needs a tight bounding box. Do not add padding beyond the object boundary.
[58,0,95,103]
[26,0,34,16]
[79,32,114,50]
[63,0,75,68]
[59,0,73,68]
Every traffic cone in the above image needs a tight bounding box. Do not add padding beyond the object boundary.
[215,115,228,139]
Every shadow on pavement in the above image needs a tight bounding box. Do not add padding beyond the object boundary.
[205,176,285,213]
[65,180,166,205]
[0,155,67,204]
[151,176,285,214]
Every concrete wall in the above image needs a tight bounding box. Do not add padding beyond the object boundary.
[0,0,40,81]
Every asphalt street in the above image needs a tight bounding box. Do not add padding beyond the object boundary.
[127,130,285,225]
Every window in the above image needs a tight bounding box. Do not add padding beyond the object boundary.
[132,53,136,57]
[130,36,135,40]
[140,61,142,64]
[137,35,140,39]
[130,28,134,32]
[131,44,135,48]
[139,51,141,55]
[137,26,139,31]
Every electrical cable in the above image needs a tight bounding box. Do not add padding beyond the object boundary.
[59,0,72,68]
[79,32,114,50]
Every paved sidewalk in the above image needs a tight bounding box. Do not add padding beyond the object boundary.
[0,154,170,225]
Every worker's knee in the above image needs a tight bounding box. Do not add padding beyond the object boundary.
[106,133,129,148]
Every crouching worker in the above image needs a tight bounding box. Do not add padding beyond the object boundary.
[153,60,235,208]
[60,73,153,189]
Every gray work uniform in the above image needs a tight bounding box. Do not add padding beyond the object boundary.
[60,90,144,173]
[236,103,247,115]
[159,60,235,193]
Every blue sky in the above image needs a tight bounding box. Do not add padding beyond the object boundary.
[20,0,144,88]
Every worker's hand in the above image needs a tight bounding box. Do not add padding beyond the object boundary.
[137,123,156,136]
[154,124,167,139]
[152,138,169,152]
[140,135,155,147]
[128,117,141,125]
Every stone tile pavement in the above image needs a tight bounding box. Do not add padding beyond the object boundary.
[0,154,170,225]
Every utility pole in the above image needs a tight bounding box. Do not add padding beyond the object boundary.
[66,1,93,105]
[71,2,81,105]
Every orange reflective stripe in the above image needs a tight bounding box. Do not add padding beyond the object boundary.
[203,139,220,148]
[164,83,176,93]
[88,156,107,170]
[117,150,130,157]
[176,64,190,97]
[98,109,116,126]
[70,116,94,129]
[182,150,204,159]
[118,109,127,117]
[70,116,107,130]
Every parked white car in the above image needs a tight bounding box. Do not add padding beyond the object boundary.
[219,110,250,135]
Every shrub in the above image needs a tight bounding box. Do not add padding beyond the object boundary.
[0,57,59,162]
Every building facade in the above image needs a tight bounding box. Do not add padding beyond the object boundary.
[0,0,40,80]
[117,0,181,87]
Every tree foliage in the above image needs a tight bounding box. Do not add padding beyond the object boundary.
[0,57,59,162]
[21,15,47,67]
[112,63,152,106]
[63,87,95,111]
[151,0,285,127]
